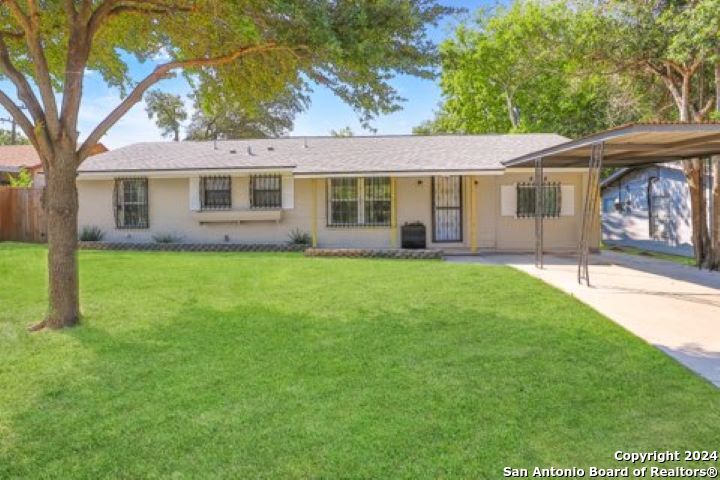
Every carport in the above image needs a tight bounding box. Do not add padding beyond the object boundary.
[503,122,720,285]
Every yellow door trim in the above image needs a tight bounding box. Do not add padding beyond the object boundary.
[390,177,398,248]
[470,176,478,253]
[312,179,319,247]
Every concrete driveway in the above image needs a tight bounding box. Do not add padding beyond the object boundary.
[447,251,720,387]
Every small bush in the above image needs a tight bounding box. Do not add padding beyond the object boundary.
[152,233,184,244]
[79,225,105,241]
[287,228,311,245]
[8,168,33,188]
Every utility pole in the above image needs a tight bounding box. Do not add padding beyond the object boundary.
[0,116,17,144]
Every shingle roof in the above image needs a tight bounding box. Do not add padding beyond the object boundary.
[0,143,107,172]
[0,145,42,170]
[79,134,569,175]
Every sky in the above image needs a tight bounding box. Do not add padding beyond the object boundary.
[2,1,491,149]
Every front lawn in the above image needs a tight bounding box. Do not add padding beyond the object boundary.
[1,243,718,478]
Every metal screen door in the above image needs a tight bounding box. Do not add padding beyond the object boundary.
[432,176,463,242]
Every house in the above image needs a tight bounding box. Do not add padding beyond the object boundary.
[0,145,46,186]
[0,143,108,187]
[601,162,714,257]
[76,135,595,252]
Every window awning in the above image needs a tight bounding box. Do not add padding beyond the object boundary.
[503,122,720,168]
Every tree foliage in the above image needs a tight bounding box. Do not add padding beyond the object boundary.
[417,1,656,138]
[145,90,187,141]
[329,126,354,137]
[185,90,304,140]
[0,128,29,145]
[7,167,32,187]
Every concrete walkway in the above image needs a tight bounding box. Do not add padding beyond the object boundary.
[446,251,720,387]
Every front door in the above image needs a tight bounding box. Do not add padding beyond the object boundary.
[432,176,463,242]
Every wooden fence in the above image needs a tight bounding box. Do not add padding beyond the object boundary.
[0,187,47,242]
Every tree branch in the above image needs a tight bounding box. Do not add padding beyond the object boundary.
[88,0,191,38]
[64,0,78,22]
[12,0,61,138]
[0,34,46,125]
[4,0,31,32]
[59,12,91,144]
[0,90,50,169]
[78,43,284,160]
[694,97,715,121]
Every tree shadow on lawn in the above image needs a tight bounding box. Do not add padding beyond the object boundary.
[3,301,720,478]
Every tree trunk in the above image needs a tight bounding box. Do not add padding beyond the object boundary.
[44,148,80,328]
[710,156,720,270]
[504,90,519,129]
[710,61,720,270]
[683,158,710,267]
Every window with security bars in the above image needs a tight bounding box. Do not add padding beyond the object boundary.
[114,178,148,228]
[250,174,282,208]
[516,182,561,218]
[327,177,391,227]
[201,176,232,210]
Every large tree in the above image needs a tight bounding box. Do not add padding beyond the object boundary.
[0,0,455,329]
[416,2,652,138]
[145,89,187,141]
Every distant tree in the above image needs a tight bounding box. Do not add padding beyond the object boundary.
[0,128,30,145]
[416,2,653,138]
[330,126,354,137]
[413,113,457,135]
[185,90,304,140]
[145,90,188,142]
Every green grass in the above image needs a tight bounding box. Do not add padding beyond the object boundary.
[602,243,696,267]
[1,243,719,479]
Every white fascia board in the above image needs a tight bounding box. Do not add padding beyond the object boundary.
[294,169,506,178]
[504,167,590,173]
[77,167,295,180]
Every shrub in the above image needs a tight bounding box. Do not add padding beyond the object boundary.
[8,168,33,187]
[152,233,183,244]
[287,228,311,245]
[79,225,105,241]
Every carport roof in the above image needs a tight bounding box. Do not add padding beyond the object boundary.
[503,122,720,168]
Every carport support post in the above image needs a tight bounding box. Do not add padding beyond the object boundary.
[577,143,604,285]
[534,157,544,268]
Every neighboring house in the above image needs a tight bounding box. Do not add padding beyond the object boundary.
[600,163,711,257]
[0,143,108,187]
[77,135,596,251]
[0,145,45,186]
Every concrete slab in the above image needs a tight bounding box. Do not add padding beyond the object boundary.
[446,251,720,387]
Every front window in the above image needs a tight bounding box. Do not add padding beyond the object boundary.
[201,176,232,210]
[328,177,391,227]
[114,178,148,228]
[250,174,282,208]
[516,182,561,218]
